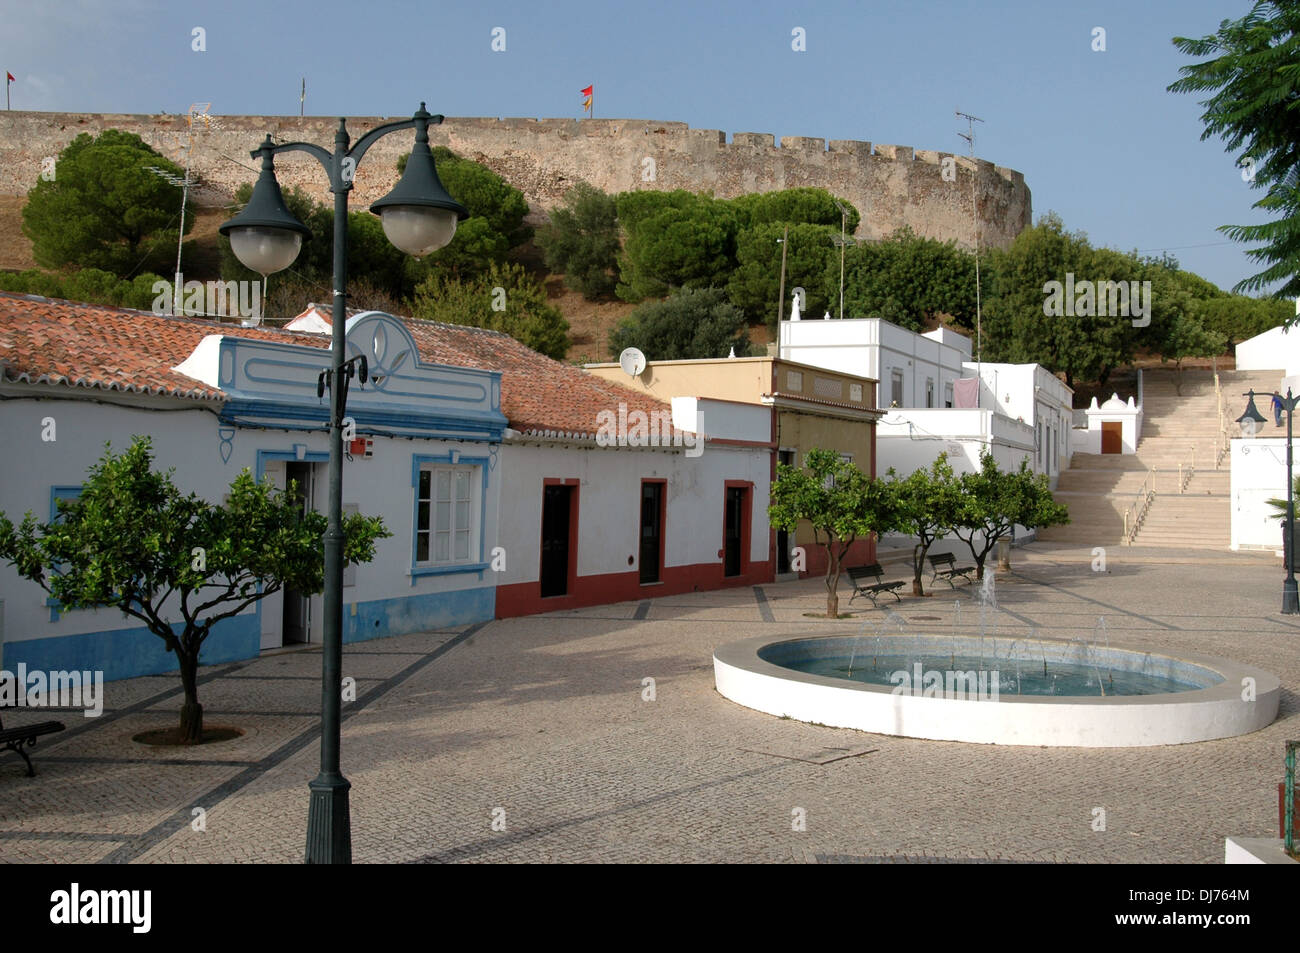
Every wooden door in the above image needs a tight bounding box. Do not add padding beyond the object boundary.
[1101,421,1122,454]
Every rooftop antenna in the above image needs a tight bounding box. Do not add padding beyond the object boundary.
[147,103,216,316]
[957,108,984,407]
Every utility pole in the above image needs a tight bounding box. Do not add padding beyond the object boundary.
[831,199,856,319]
[957,108,984,406]
[776,224,789,324]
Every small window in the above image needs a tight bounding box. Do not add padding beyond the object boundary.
[944,382,954,408]
[415,464,479,566]
[890,369,904,407]
[926,378,935,408]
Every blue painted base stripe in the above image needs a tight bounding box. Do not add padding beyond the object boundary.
[344,586,494,643]
[2,615,260,684]
[2,587,496,680]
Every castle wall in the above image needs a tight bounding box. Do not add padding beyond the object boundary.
[0,112,1031,249]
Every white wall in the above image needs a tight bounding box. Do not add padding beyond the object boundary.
[0,393,498,660]
[496,441,770,585]
[671,397,771,444]
[963,362,1073,480]
[877,409,1034,478]
[778,317,970,410]
[1230,436,1291,551]
[1236,325,1296,378]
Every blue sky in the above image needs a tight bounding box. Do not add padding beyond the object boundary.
[0,0,1282,294]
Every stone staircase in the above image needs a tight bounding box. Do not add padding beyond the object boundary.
[1037,367,1285,550]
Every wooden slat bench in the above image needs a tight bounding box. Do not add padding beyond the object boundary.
[927,552,975,589]
[847,564,906,606]
[0,709,66,777]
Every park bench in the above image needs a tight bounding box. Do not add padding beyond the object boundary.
[847,563,906,606]
[927,552,975,589]
[0,708,65,777]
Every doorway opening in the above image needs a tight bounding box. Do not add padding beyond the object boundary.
[724,485,749,578]
[282,461,316,644]
[540,484,574,598]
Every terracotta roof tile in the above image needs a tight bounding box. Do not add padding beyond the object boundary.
[0,294,680,439]
[0,292,326,400]
[292,304,682,439]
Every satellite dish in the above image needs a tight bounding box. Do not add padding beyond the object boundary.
[619,347,647,377]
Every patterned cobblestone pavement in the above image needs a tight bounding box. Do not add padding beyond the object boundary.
[0,543,1295,863]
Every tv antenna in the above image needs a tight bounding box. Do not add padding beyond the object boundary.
[147,104,222,315]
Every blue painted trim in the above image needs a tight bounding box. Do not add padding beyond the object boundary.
[343,585,494,644]
[410,562,489,578]
[250,448,331,644]
[255,448,330,481]
[4,613,261,683]
[220,398,507,442]
[409,454,491,584]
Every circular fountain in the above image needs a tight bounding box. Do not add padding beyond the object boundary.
[715,579,1280,747]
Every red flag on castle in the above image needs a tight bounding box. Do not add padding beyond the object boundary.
[580,84,593,118]
[6,71,14,112]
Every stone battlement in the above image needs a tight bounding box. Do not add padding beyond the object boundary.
[0,111,1031,248]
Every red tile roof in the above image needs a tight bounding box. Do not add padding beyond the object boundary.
[291,304,683,439]
[0,293,678,439]
[0,292,326,401]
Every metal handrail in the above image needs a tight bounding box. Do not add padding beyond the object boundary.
[1178,449,1195,493]
[1214,371,1230,469]
[1122,468,1157,545]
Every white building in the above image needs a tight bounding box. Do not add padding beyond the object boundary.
[777,316,1072,484]
[0,295,773,682]
[961,362,1074,481]
[778,316,969,410]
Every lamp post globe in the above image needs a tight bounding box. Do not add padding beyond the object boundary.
[1237,390,1267,438]
[218,135,311,275]
[369,103,468,257]
[228,226,304,276]
[375,205,459,258]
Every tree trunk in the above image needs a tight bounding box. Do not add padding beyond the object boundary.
[177,648,203,744]
[825,549,841,618]
[912,540,929,597]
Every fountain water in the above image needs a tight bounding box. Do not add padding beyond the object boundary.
[846,608,907,677]
[1094,616,1115,687]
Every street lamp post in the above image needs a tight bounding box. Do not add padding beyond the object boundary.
[220,104,468,863]
[1237,388,1299,614]
[776,225,789,325]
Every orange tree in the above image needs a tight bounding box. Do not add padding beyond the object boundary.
[0,437,390,743]
[768,448,898,617]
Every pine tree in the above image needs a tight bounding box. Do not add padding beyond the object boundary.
[1169,2,1300,297]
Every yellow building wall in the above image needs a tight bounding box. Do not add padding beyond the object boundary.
[777,410,876,556]
[585,358,774,404]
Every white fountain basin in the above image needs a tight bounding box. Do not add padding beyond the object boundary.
[713,634,1281,747]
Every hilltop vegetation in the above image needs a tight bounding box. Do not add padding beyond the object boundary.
[1,128,1290,389]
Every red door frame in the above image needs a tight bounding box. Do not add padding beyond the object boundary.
[722,480,754,578]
